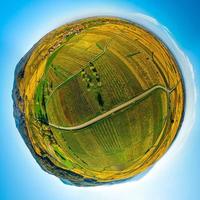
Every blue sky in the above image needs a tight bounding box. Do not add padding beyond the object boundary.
[0,1,200,200]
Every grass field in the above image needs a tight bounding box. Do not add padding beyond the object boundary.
[15,17,184,185]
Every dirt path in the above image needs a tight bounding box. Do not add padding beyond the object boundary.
[48,84,174,131]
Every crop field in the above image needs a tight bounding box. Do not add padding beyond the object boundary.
[15,17,184,185]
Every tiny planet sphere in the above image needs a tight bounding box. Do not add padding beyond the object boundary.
[12,17,185,186]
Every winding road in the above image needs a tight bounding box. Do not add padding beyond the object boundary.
[48,84,175,131]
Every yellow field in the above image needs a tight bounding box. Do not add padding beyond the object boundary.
[15,17,184,185]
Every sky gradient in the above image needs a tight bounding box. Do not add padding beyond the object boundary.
[0,1,200,200]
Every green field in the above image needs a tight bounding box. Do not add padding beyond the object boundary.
[15,17,184,185]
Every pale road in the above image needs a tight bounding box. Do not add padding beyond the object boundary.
[48,84,174,131]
